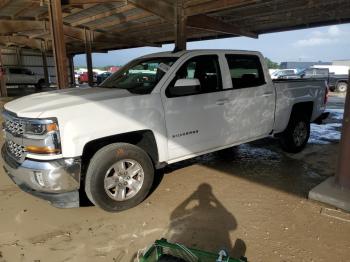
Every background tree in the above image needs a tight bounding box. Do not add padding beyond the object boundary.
[265,57,280,69]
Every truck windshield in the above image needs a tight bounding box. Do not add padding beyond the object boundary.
[100,57,178,94]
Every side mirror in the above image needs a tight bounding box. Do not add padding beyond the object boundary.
[170,78,200,96]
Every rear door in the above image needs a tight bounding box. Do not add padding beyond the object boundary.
[162,54,227,161]
[220,53,275,143]
[22,68,36,84]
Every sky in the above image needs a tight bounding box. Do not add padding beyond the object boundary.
[74,23,350,67]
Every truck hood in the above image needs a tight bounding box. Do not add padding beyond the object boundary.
[4,87,135,118]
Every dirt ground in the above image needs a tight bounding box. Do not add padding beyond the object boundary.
[0,93,349,262]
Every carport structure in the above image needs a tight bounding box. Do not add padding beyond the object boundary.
[0,0,350,210]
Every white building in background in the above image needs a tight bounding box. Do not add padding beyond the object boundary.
[312,64,349,75]
[332,59,350,67]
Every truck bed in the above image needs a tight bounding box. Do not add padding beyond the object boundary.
[272,78,327,133]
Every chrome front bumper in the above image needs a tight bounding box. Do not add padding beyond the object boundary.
[2,145,81,208]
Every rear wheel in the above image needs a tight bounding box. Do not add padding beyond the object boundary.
[85,143,154,212]
[336,82,348,93]
[280,116,310,153]
[35,79,46,90]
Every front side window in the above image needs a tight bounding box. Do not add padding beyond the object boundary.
[101,57,177,94]
[166,55,222,97]
[225,54,265,89]
[9,68,22,74]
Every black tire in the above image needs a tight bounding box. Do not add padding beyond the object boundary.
[216,146,238,159]
[336,82,348,93]
[85,143,154,212]
[35,79,45,90]
[280,115,310,153]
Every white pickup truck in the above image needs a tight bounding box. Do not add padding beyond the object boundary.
[5,67,47,89]
[2,50,328,212]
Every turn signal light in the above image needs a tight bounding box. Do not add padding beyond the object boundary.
[25,146,61,154]
[46,123,59,132]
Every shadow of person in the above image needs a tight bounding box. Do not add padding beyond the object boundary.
[166,183,246,259]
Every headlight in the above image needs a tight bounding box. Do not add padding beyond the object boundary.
[23,119,61,155]
[25,122,58,135]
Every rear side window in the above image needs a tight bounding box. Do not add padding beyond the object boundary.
[284,70,295,76]
[315,69,328,76]
[225,54,265,89]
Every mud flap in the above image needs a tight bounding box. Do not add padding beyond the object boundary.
[313,112,330,125]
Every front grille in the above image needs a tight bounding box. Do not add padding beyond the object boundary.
[7,140,25,160]
[5,118,25,136]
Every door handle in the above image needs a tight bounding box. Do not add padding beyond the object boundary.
[216,99,229,105]
[262,91,273,97]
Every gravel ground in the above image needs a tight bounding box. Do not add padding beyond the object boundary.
[0,92,349,262]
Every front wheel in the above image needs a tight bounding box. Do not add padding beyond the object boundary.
[85,143,154,212]
[280,116,310,153]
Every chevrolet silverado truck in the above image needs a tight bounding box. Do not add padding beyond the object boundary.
[1,50,328,212]
[5,67,48,89]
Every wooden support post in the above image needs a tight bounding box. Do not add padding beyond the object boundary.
[309,70,350,211]
[48,0,69,89]
[16,47,22,66]
[0,48,7,97]
[336,70,350,189]
[175,0,186,51]
[41,42,50,89]
[68,55,75,87]
[84,29,94,87]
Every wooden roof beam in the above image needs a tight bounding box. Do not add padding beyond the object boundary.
[61,0,125,4]
[128,0,175,22]
[0,19,158,47]
[0,0,11,9]
[69,4,134,26]
[188,14,258,38]
[11,2,39,19]
[184,0,258,17]
[0,20,47,35]
[128,0,257,38]
[0,36,42,50]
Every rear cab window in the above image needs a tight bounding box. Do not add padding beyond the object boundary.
[225,54,265,89]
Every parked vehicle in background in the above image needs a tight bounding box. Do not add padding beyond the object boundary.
[2,50,328,212]
[328,74,348,92]
[279,68,329,80]
[5,67,47,89]
[97,72,112,84]
[278,67,348,93]
[109,66,121,73]
[78,71,98,84]
[310,65,348,92]
[271,69,298,79]
[301,68,329,78]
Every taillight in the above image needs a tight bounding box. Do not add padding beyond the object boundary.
[324,86,329,105]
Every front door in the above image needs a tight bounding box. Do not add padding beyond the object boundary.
[162,55,226,161]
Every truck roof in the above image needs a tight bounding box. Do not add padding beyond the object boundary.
[139,49,262,59]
